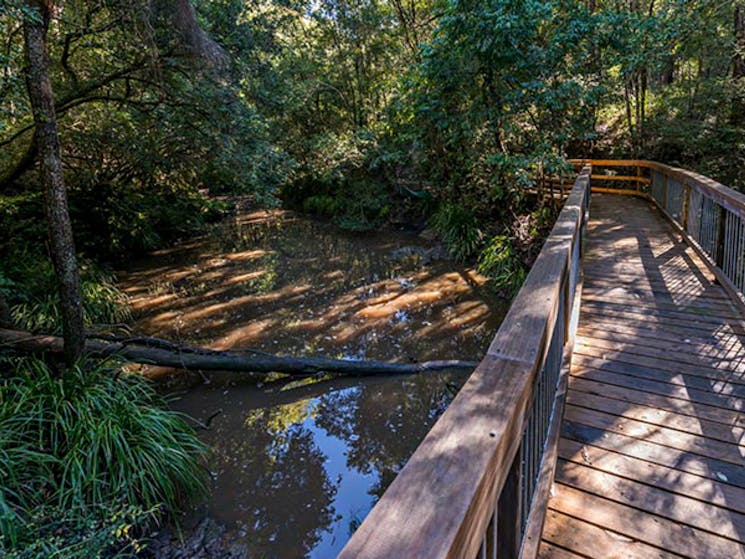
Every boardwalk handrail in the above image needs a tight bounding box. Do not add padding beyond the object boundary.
[573,159,745,309]
[338,167,592,559]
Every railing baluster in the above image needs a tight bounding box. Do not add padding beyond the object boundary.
[734,216,745,291]
[497,448,522,559]
[726,211,735,279]
[716,205,726,268]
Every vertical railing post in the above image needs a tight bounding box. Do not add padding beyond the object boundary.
[662,172,668,210]
[497,448,522,559]
[636,164,642,194]
[562,262,570,344]
[716,205,727,268]
[682,183,691,231]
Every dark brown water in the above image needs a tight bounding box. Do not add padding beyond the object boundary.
[120,209,506,558]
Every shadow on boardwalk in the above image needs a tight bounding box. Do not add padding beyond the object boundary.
[539,195,745,559]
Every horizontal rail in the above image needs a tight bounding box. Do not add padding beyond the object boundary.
[646,162,745,310]
[337,167,591,559]
[573,158,745,310]
[571,159,649,196]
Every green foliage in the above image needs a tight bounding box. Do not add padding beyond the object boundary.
[2,503,152,559]
[0,357,207,555]
[288,132,393,231]
[430,203,482,261]
[477,235,527,296]
[385,0,598,226]
[1,256,130,333]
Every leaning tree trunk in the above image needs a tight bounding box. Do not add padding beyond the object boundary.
[23,0,85,365]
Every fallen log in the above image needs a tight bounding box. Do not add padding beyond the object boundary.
[0,328,478,377]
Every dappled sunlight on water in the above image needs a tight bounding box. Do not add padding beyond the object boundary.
[120,209,506,557]
[121,210,503,364]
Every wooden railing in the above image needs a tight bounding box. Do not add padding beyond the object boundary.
[573,159,745,309]
[337,167,592,559]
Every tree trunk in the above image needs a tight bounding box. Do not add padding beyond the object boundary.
[0,328,478,377]
[734,1,745,126]
[23,1,85,365]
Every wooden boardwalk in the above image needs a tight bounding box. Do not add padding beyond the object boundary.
[538,194,745,558]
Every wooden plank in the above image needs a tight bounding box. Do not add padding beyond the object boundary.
[582,279,732,303]
[578,304,745,335]
[575,317,744,348]
[583,269,722,290]
[581,285,736,310]
[568,375,744,426]
[540,510,678,559]
[565,390,745,446]
[549,483,745,558]
[576,327,745,364]
[581,293,742,320]
[576,335,745,379]
[573,336,745,376]
[583,262,717,281]
[571,158,652,168]
[581,299,741,326]
[562,420,745,488]
[590,187,646,197]
[571,359,745,406]
[555,459,745,541]
[581,280,737,308]
[573,344,745,384]
[558,438,745,515]
[591,174,651,184]
[536,541,587,559]
[563,405,745,466]
[583,253,705,267]
[550,482,745,558]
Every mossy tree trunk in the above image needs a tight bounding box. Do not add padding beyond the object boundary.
[23,0,85,365]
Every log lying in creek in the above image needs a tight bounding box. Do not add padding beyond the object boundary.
[0,328,477,377]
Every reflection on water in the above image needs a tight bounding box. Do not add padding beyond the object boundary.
[121,210,503,363]
[173,372,466,558]
[120,209,505,557]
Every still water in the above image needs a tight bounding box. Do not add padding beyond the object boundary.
[121,208,505,557]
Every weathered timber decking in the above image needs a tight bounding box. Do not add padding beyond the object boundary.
[539,194,745,558]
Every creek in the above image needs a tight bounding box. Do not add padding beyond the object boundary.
[120,207,506,558]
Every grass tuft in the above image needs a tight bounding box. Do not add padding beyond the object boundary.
[0,357,207,556]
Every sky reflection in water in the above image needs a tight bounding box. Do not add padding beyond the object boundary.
[172,372,467,558]
[122,210,502,557]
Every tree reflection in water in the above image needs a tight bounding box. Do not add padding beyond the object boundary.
[177,370,466,558]
[125,211,499,557]
[315,372,466,503]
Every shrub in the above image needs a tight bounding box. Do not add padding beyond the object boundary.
[0,357,208,556]
[477,235,527,296]
[3,503,153,559]
[1,256,130,334]
[430,203,483,261]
